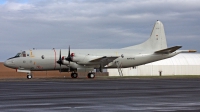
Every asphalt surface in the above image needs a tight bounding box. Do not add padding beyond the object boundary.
[0,78,200,112]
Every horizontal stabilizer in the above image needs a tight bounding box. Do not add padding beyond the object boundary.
[155,46,182,54]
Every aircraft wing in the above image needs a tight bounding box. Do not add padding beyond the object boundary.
[90,56,119,66]
[155,46,182,54]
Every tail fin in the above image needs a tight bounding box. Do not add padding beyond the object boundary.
[124,21,167,51]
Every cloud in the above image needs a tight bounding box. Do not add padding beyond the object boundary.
[3,2,33,11]
[0,0,199,61]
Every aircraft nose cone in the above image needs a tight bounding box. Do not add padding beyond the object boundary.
[4,60,15,68]
[4,60,9,67]
[3,60,9,67]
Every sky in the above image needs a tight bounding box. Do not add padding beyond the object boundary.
[0,0,200,61]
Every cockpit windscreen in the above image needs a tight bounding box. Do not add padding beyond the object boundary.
[8,51,26,59]
[15,53,21,57]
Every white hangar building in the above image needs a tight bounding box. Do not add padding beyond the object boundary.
[107,53,200,76]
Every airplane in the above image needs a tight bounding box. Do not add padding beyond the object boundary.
[4,20,196,79]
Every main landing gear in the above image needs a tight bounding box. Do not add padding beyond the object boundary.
[70,72,95,79]
[71,73,78,78]
[27,73,32,79]
[88,73,95,79]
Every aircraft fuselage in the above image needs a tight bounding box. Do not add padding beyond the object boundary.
[4,49,178,71]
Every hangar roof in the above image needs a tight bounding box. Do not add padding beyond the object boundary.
[146,53,200,65]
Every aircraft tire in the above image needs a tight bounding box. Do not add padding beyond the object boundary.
[27,75,32,79]
[71,73,78,78]
[88,73,95,79]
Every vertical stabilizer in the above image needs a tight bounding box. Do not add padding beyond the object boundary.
[124,21,167,51]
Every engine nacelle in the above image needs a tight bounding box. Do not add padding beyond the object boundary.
[71,54,85,62]
[61,57,69,65]
[62,60,69,65]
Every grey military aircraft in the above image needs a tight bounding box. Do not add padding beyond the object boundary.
[4,21,196,79]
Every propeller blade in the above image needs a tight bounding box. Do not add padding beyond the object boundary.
[68,61,70,72]
[56,50,62,64]
[65,46,72,62]
[68,46,70,59]
[56,49,62,72]
[100,64,101,72]
[65,46,72,72]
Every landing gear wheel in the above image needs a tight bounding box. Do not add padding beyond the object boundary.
[27,75,32,79]
[88,73,95,79]
[71,73,78,78]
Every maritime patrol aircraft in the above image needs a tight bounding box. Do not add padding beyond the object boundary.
[4,21,196,79]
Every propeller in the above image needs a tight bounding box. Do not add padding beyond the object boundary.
[99,64,103,72]
[65,46,73,61]
[56,49,63,72]
[65,46,73,72]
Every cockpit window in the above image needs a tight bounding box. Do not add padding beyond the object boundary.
[8,52,22,60]
[8,51,27,60]
[15,53,21,57]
